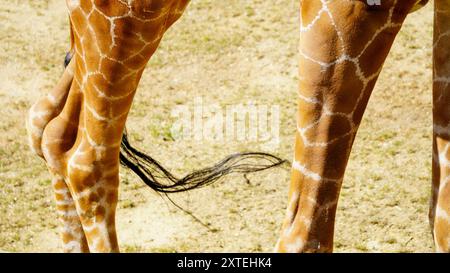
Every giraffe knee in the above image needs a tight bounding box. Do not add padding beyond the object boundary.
[41,116,78,172]
[26,103,45,158]
[26,98,59,158]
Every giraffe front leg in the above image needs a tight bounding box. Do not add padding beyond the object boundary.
[431,0,450,253]
[66,146,121,253]
[275,0,417,253]
[59,0,191,252]
[42,87,122,253]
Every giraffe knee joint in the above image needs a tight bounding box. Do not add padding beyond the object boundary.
[41,117,77,172]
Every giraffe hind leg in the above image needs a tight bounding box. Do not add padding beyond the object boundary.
[51,173,90,253]
[52,0,191,252]
[27,14,76,158]
[26,58,75,158]
[26,57,90,252]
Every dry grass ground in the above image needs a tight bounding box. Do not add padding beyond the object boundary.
[0,0,435,252]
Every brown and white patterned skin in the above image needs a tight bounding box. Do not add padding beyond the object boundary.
[26,0,448,253]
[27,0,190,253]
[275,0,449,253]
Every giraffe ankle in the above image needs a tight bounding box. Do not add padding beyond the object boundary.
[276,218,336,253]
[275,235,333,253]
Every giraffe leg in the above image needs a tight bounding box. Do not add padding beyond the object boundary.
[26,58,91,252]
[26,59,75,158]
[275,1,418,253]
[430,0,450,253]
[38,0,191,253]
[51,172,90,253]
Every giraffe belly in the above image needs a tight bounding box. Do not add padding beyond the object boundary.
[410,0,429,13]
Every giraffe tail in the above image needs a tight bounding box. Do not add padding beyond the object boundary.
[119,130,287,193]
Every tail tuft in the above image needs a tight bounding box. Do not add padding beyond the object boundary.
[119,130,287,193]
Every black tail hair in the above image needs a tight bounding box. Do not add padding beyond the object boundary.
[119,130,287,193]
[62,52,287,194]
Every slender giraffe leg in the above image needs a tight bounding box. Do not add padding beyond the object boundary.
[431,0,450,253]
[26,58,90,252]
[51,172,90,252]
[26,59,75,158]
[275,0,419,253]
[40,0,190,253]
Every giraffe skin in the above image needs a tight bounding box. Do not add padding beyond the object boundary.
[275,0,449,253]
[26,0,448,253]
[27,0,190,253]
